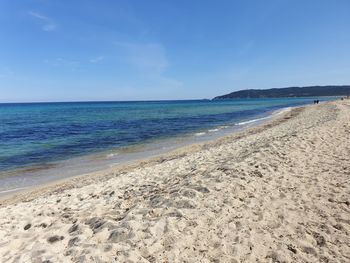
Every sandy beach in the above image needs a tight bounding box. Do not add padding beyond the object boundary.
[0,100,349,263]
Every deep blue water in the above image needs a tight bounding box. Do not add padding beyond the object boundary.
[0,98,334,172]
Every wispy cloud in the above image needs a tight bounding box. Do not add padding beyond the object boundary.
[0,67,14,78]
[28,11,56,32]
[113,41,183,95]
[90,56,105,63]
[237,40,255,56]
[44,58,80,71]
[114,41,169,75]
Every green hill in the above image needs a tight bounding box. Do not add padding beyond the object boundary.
[213,85,350,99]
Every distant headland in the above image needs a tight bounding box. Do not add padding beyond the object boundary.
[213,85,350,99]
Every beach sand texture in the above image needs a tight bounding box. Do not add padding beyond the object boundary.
[0,100,349,262]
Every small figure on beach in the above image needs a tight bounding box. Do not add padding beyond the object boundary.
[314,100,320,104]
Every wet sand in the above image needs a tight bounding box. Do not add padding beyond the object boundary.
[0,100,349,262]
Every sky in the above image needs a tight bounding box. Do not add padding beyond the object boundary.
[0,0,350,102]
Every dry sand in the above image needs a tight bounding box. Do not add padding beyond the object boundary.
[0,100,349,263]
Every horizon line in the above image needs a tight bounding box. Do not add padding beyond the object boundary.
[0,98,212,104]
[1,85,349,104]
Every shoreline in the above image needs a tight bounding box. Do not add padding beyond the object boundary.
[1,99,349,262]
[0,105,294,201]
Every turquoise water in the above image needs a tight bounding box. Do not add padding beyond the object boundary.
[0,98,334,175]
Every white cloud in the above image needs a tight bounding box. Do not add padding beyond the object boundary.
[28,11,56,32]
[90,56,104,63]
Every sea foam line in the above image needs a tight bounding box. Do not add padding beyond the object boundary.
[0,187,28,194]
[237,116,271,126]
[237,107,292,126]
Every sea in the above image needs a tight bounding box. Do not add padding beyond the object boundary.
[0,97,336,195]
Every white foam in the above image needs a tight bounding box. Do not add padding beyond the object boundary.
[208,125,230,133]
[275,107,292,115]
[194,132,206,136]
[0,187,28,194]
[237,116,270,126]
[107,153,118,158]
[236,106,293,126]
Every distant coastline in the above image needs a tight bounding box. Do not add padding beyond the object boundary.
[214,85,350,99]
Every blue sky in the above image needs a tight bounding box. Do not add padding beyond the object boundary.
[0,0,350,102]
